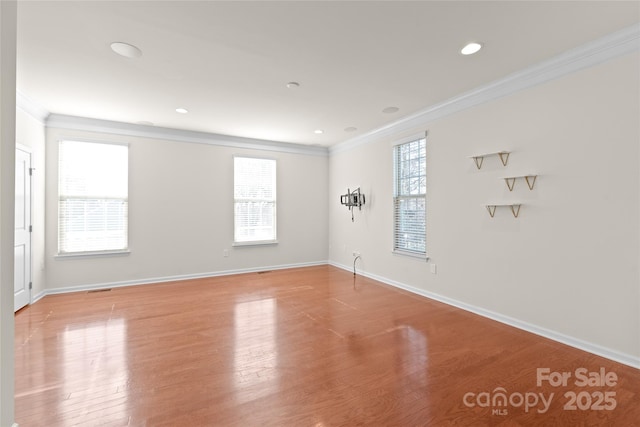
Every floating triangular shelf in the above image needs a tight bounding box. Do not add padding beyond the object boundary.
[470,151,510,169]
[485,204,522,218]
[503,175,537,191]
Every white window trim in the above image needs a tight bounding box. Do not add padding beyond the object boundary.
[392,134,427,259]
[233,155,277,245]
[55,250,131,259]
[57,139,129,256]
[390,131,429,147]
[392,248,429,260]
[232,240,278,248]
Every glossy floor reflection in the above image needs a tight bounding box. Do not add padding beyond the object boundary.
[15,266,640,426]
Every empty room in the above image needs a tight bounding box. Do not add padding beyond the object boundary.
[1,1,639,426]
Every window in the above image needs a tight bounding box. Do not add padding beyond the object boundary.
[58,140,128,255]
[234,156,276,244]
[393,136,427,257]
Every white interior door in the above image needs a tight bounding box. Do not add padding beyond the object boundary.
[15,146,32,311]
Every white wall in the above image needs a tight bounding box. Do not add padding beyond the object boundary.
[44,127,329,290]
[15,108,45,298]
[329,52,640,363]
[0,2,17,425]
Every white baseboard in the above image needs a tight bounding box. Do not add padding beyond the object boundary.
[41,260,328,296]
[31,290,46,304]
[330,261,640,370]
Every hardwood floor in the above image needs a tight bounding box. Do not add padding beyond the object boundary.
[15,265,640,426]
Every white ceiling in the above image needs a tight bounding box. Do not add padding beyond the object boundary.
[16,1,640,147]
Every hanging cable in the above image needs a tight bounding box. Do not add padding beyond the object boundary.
[353,255,361,276]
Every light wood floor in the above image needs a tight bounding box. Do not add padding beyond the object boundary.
[15,265,640,426]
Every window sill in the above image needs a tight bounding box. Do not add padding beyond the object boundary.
[55,250,131,259]
[232,240,278,247]
[392,249,429,261]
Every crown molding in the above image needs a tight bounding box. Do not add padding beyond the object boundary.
[16,90,49,124]
[46,114,329,157]
[330,23,640,155]
[22,24,640,157]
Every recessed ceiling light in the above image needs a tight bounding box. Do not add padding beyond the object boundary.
[110,42,142,59]
[314,129,324,134]
[176,108,188,114]
[461,42,482,55]
[286,82,300,89]
[344,127,358,133]
[382,106,399,114]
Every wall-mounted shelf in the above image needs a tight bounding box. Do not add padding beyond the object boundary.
[503,175,537,191]
[470,151,510,169]
[486,204,522,218]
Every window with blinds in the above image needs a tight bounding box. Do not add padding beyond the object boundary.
[393,137,426,257]
[234,156,277,244]
[58,140,128,255]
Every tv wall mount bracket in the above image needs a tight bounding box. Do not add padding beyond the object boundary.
[340,187,365,222]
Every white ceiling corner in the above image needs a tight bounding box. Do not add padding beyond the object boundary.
[331,23,640,154]
[16,1,640,149]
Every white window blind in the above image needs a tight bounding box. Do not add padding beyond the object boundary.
[58,140,128,254]
[393,137,426,256]
[234,156,276,244]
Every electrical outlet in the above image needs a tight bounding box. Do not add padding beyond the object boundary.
[430,263,437,274]
[223,249,229,257]
[353,251,360,257]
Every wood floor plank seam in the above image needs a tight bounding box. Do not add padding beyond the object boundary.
[15,265,640,426]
